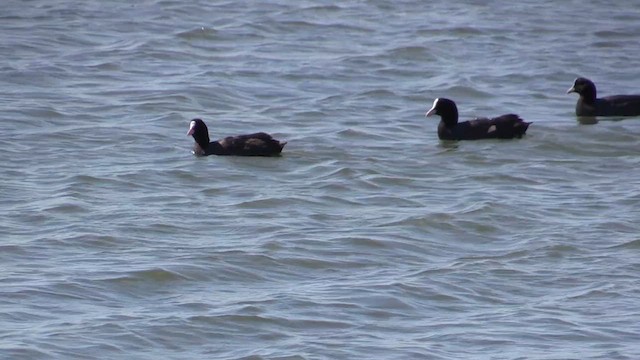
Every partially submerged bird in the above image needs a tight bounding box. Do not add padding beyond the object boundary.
[425,98,531,140]
[567,77,640,117]
[187,118,286,156]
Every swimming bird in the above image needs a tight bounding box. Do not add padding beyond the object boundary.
[425,98,531,140]
[187,118,286,156]
[567,77,640,117]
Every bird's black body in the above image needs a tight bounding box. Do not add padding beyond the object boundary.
[426,98,531,140]
[187,119,286,156]
[568,77,640,117]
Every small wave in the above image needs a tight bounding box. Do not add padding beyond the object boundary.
[563,284,619,301]
[190,313,352,331]
[341,236,389,249]
[277,20,371,34]
[378,213,450,228]
[104,268,191,284]
[0,348,51,360]
[70,174,104,183]
[297,4,343,13]
[542,244,581,256]
[51,234,122,249]
[355,89,398,99]
[278,256,358,270]
[175,27,218,40]
[22,107,66,119]
[336,128,387,141]
[418,26,484,36]
[438,85,493,99]
[608,238,640,249]
[592,41,622,49]
[43,202,87,214]
[234,197,307,209]
[86,61,121,70]
[594,30,636,38]
[386,45,430,58]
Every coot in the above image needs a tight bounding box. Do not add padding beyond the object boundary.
[187,119,286,156]
[567,77,640,117]
[425,98,531,140]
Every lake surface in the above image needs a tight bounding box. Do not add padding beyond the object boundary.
[2,0,640,359]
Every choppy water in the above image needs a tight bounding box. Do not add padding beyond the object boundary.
[2,0,640,359]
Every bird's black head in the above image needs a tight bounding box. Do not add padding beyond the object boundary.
[567,77,597,102]
[425,97,459,127]
[187,118,210,150]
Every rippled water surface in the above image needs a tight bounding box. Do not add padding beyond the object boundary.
[2,1,640,359]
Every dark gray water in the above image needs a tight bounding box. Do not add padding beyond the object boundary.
[2,1,640,359]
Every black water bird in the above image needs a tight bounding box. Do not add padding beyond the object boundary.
[187,118,286,156]
[425,98,531,140]
[567,77,640,117]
